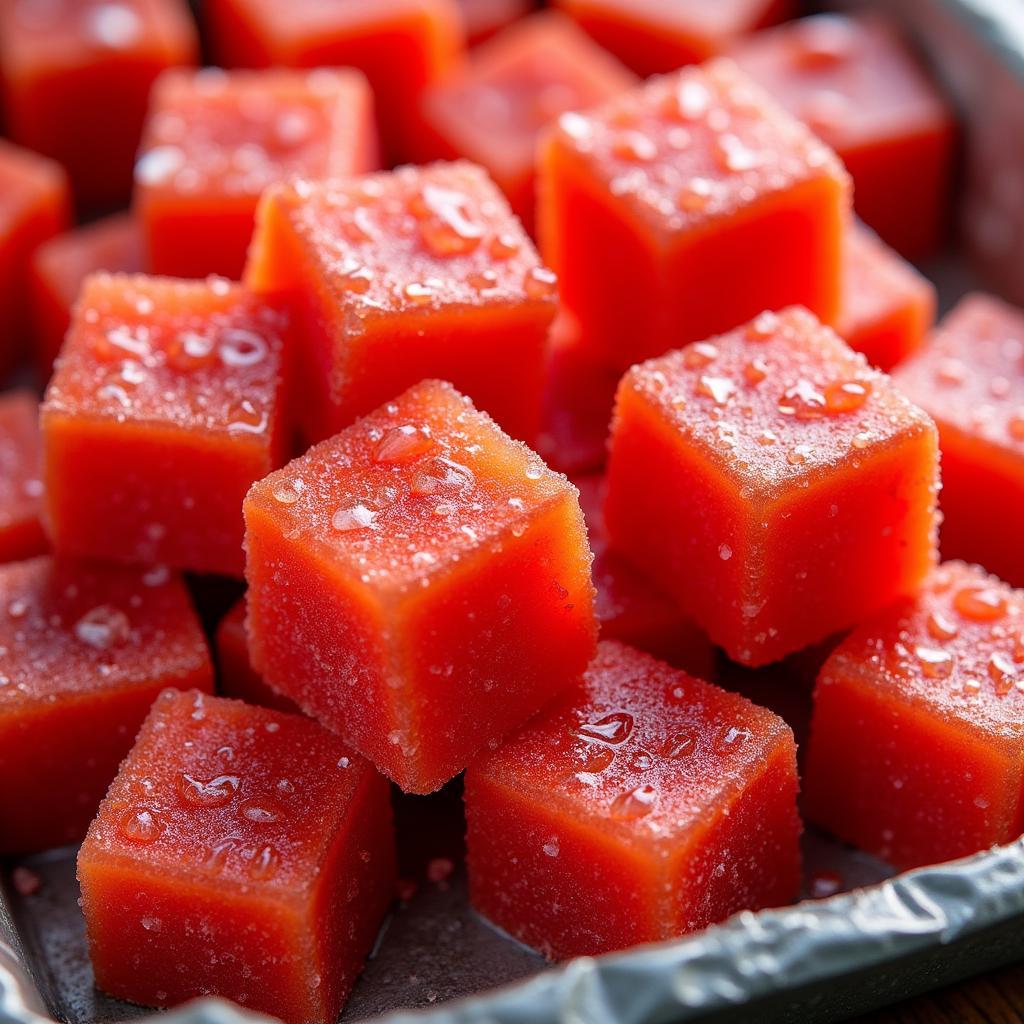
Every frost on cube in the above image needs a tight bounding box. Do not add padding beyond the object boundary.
[30,213,143,381]
[78,690,395,1024]
[419,11,636,231]
[246,160,556,445]
[805,561,1024,869]
[537,58,850,370]
[0,390,47,565]
[135,67,377,279]
[42,273,291,578]
[0,556,211,854]
[729,12,955,259]
[0,0,198,207]
[894,293,1024,588]
[837,222,935,371]
[243,380,597,794]
[203,0,464,161]
[605,306,939,666]
[216,597,299,714]
[465,640,801,960]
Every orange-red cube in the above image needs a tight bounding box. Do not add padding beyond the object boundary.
[605,306,939,666]
[216,597,299,714]
[729,13,955,259]
[538,59,850,371]
[0,556,211,854]
[135,67,378,280]
[465,640,801,960]
[42,274,291,577]
[555,0,793,77]
[0,140,71,379]
[246,161,556,444]
[894,293,1024,587]
[837,222,935,371]
[78,689,395,1024]
[204,0,464,161]
[244,380,597,794]
[0,391,48,565]
[420,12,636,231]
[0,0,198,207]
[805,561,1024,869]
[30,213,143,381]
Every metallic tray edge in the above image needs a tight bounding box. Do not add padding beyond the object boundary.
[4,837,1024,1024]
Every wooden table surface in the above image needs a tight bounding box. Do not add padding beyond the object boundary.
[859,963,1024,1024]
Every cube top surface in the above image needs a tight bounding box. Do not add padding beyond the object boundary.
[824,561,1024,740]
[247,379,572,596]
[0,391,43,530]
[839,222,934,334]
[560,0,785,39]
[619,305,933,497]
[426,12,635,166]
[0,556,205,709]
[729,13,952,152]
[544,57,845,239]
[0,0,195,69]
[473,640,792,850]
[137,67,370,200]
[80,688,372,894]
[259,160,555,314]
[894,292,1024,452]
[44,273,288,437]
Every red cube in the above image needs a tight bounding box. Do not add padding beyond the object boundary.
[30,213,143,381]
[729,13,955,259]
[465,640,801,959]
[203,0,464,161]
[78,689,395,1023]
[0,0,198,207]
[244,379,597,794]
[419,12,636,231]
[575,473,715,680]
[0,556,211,854]
[0,140,72,379]
[805,561,1024,869]
[893,293,1024,587]
[42,274,291,577]
[135,67,378,280]
[538,58,850,371]
[837,222,935,371]
[246,160,556,444]
[605,306,939,666]
[0,391,48,565]
[554,0,794,77]
[216,597,299,714]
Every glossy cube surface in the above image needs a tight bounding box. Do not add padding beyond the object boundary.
[244,380,597,794]
[204,0,464,161]
[805,561,1024,869]
[0,391,48,565]
[136,67,378,279]
[30,213,143,380]
[247,161,556,444]
[42,274,290,577]
[729,13,955,258]
[465,640,800,959]
[605,306,939,666]
[0,556,211,854]
[837,222,935,371]
[894,293,1024,587]
[78,689,395,1024]
[0,0,198,206]
[555,0,793,77]
[0,140,71,379]
[538,58,850,370]
[420,12,636,231]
